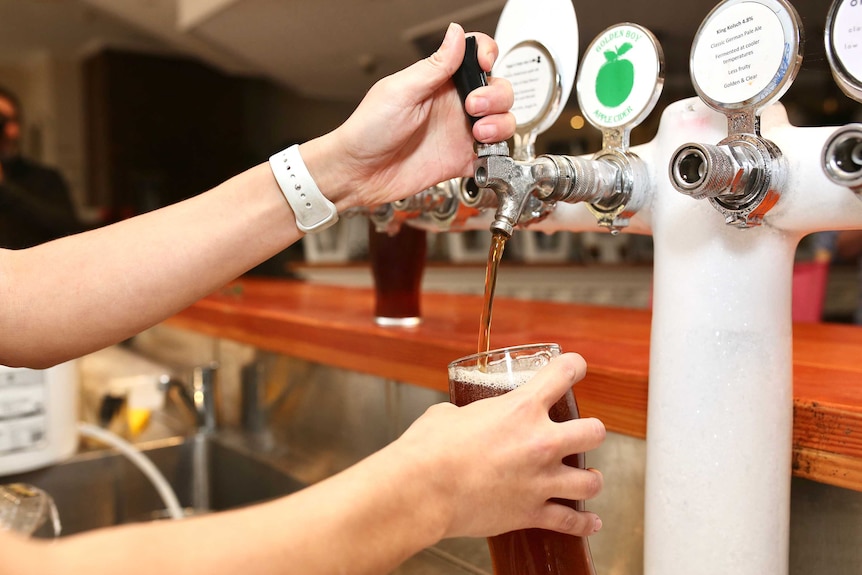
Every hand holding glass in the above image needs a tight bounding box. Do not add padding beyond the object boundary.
[448,343,597,575]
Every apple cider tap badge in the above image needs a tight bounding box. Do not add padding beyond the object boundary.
[577,23,664,134]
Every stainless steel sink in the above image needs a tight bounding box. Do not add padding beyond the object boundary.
[2,431,493,574]
[1,433,305,536]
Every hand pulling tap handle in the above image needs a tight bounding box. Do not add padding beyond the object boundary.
[453,35,488,127]
[378,36,488,234]
[453,35,517,237]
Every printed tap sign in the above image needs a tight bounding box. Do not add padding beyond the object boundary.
[578,24,661,129]
[832,0,862,84]
[496,42,558,130]
[691,1,787,106]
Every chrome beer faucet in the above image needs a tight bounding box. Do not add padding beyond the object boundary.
[541,23,664,233]
[668,0,803,228]
[368,178,484,235]
[456,26,664,237]
[822,0,862,195]
[668,106,788,228]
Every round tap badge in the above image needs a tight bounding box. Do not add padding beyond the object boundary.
[690,0,802,111]
[577,23,664,130]
[492,0,578,136]
[496,41,560,132]
[827,0,862,101]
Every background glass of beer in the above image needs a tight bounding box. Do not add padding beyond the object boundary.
[368,221,426,327]
[447,343,597,575]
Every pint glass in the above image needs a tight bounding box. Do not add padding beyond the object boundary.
[368,222,426,327]
[447,343,597,575]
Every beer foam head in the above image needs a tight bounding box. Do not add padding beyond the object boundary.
[449,364,539,391]
[448,345,558,392]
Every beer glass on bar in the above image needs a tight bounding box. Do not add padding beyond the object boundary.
[368,221,426,327]
[448,343,597,575]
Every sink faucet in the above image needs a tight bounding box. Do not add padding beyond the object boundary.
[158,363,218,512]
[159,363,219,434]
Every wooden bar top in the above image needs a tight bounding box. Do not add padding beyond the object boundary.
[166,278,862,492]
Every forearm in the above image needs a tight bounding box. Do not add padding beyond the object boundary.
[11,442,446,575]
[0,162,301,367]
[242,442,446,574]
[0,25,514,368]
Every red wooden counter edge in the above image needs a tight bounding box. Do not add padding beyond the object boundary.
[164,279,862,491]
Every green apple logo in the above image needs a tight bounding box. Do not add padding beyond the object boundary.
[596,43,634,108]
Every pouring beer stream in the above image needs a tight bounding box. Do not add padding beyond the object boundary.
[453,35,512,358]
[451,35,598,575]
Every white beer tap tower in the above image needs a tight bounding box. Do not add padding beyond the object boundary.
[448,0,862,574]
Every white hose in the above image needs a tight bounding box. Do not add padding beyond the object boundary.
[76,423,184,520]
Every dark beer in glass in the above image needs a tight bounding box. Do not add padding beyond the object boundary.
[368,221,426,326]
[448,343,597,575]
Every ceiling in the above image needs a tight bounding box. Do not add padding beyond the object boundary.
[0,0,837,107]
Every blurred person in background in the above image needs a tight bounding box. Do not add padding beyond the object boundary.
[0,85,84,249]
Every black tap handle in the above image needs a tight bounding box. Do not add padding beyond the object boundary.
[453,35,488,126]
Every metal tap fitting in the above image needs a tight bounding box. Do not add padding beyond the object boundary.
[468,141,646,236]
[472,142,544,237]
[392,181,454,221]
[822,124,862,192]
[367,203,399,235]
[452,33,650,236]
[670,134,785,228]
[370,180,472,234]
[458,176,497,210]
[825,1,862,193]
[531,154,618,204]
[671,0,801,229]
[392,178,461,230]
[532,149,647,232]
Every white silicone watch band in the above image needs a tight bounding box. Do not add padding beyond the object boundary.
[269,145,339,233]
